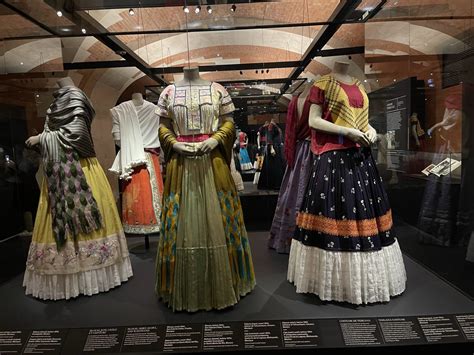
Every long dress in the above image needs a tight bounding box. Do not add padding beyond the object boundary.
[155,82,256,312]
[257,123,286,190]
[238,131,253,171]
[268,89,314,253]
[288,75,406,305]
[23,86,132,300]
[110,100,163,234]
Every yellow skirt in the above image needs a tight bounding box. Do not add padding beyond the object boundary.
[23,157,133,300]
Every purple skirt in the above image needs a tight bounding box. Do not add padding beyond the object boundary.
[268,140,312,253]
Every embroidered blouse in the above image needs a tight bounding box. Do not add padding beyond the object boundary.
[309,74,370,155]
[156,82,235,137]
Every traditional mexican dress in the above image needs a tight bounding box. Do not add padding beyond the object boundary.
[268,89,314,253]
[288,75,406,304]
[257,123,286,190]
[238,131,253,171]
[110,100,163,234]
[23,86,132,300]
[156,82,256,312]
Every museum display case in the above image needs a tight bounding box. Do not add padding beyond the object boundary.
[0,0,472,353]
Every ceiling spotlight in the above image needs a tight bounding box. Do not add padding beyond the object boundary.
[393,79,397,82]
[231,4,236,12]
[266,69,269,73]
[195,5,201,13]
[183,5,189,13]
[364,79,367,83]
[207,5,212,14]
[56,10,63,17]
[348,55,352,60]
[20,62,24,65]
[255,70,258,74]
[240,71,243,75]
[261,69,264,74]
[128,8,135,16]
[81,28,86,34]
[36,94,40,98]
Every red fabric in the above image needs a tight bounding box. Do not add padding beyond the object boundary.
[445,94,462,110]
[338,82,364,108]
[309,86,359,155]
[177,134,211,143]
[239,131,247,148]
[284,88,313,167]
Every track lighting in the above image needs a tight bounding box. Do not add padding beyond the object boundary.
[128,8,135,16]
[183,5,189,13]
[207,5,212,14]
[231,4,236,12]
[56,10,63,17]
[195,5,201,13]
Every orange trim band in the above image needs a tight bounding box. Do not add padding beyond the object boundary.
[296,210,393,237]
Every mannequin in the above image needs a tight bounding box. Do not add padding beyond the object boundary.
[57,76,75,88]
[257,117,285,190]
[156,66,255,311]
[110,92,163,235]
[268,79,315,253]
[22,78,132,300]
[131,92,144,106]
[287,63,407,304]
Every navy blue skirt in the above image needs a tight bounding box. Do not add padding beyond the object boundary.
[294,147,396,252]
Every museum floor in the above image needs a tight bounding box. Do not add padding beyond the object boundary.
[0,231,473,329]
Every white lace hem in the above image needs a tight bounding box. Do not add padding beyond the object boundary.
[23,256,133,300]
[287,239,407,305]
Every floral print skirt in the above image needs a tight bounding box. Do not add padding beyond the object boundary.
[23,157,132,300]
[289,148,406,304]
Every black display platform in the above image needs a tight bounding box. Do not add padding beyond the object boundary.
[0,232,473,354]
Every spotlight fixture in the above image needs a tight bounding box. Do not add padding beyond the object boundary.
[207,5,212,14]
[56,10,63,17]
[364,79,367,83]
[183,5,189,13]
[348,55,352,60]
[20,62,24,65]
[36,94,40,98]
[81,28,86,34]
[255,70,258,74]
[261,69,264,74]
[128,8,135,16]
[393,79,397,82]
[195,5,201,13]
[240,71,243,75]
[266,69,269,73]
[231,4,236,12]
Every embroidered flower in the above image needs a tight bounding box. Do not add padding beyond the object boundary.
[377,197,382,203]
[330,206,335,212]
[340,177,345,183]
[349,169,353,175]
[369,198,373,205]
[353,207,357,213]
[327,241,335,248]
[373,179,377,185]
[332,169,336,174]
[342,215,346,220]
[331,187,335,193]
[351,188,355,194]
[356,243,361,250]
[340,159,345,164]
[341,196,345,202]
[309,190,312,196]
[324,175,329,181]
[328,158,332,163]
[365,180,369,186]
[357,180,361,186]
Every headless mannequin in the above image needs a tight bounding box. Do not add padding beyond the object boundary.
[176,67,210,87]
[26,77,76,147]
[131,92,144,106]
[114,93,146,147]
[307,62,376,147]
[257,120,270,149]
[57,76,76,88]
[160,67,224,156]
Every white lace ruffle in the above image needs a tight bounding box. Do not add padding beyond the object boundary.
[23,256,133,300]
[109,158,149,181]
[287,239,406,305]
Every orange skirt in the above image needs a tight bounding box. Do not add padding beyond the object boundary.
[121,152,163,234]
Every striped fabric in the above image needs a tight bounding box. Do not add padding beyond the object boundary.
[40,86,96,163]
